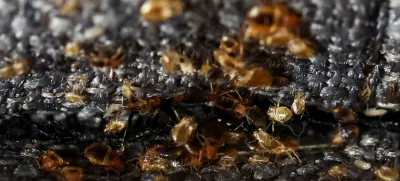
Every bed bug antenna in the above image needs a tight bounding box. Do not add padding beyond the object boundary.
[172,108,180,121]
[281,121,306,137]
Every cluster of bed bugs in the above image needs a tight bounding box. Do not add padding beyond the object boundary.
[160,51,195,75]
[41,150,83,181]
[164,89,307,168]
[267,92,306,125]
[31,1,400,180]
[214,35,276,87]
[92,74,310,169]
[245,3,314,58]
[158,2,316,86]
[170,116,223,166]
[41,144,124,181]
[64,41,124,75]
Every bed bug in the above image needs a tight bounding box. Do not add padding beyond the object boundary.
[219,149,238,170]
[64,41,81,57]
[122,82,135,101]
[263,27,297,49]
[104,119,126,135]
[41,151,68,171]
[161,51,195,74]
[64,75,89,102]
[234,68,273,87]
[374,166,399,181]
[253,130,300,162]
[267,104,293,123]
[213,34,248,79]
[246,105,268,127]
[214,96,240,111]
[140,156,170,173]
[55,0,80,15]
[326,164,348,180]
[0,60,29,78]
[138,146,171,172]
[199,59,225,82]
[64,89,87,103]
[213,90,256,121]
[213,93,243,115]
[245,3,299,39]
[122,83,161,115]
[64,83,87,103]
[213,48,246,79]
[140,0,184,23]
[219,35,242,57]
[332,107,358,123]
[87,47,123,71]
[171,117,197,146]
[286,38,314,58]
[160,52,179,73]
[199,138,222,161]
[58,166,84,181]
[83,144,125,173]
[104,104,128,134]
[291,92,306,115]
[213,35,274,87]
[331,125,360,147]
[248,155,270,165]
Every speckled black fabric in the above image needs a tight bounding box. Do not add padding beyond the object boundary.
[0,0,399,180]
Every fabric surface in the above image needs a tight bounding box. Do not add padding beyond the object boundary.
[0,0,399,180]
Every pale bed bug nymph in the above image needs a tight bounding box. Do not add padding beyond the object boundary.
[363,107,387,117]
[291,92,306,116]
[267,98,293,123]
[267,106,293,123]
[245,3,314,58]
[171,117,197,146]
